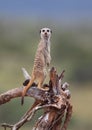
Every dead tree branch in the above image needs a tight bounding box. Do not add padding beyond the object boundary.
[0,67,72,130]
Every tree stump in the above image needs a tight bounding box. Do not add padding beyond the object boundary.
[0,67,72,130]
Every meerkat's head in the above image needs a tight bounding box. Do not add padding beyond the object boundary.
[40,27,52,40]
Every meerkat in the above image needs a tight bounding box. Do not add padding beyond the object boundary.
[21,27,52,105]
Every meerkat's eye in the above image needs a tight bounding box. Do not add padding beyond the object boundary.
[42,30,45,32]
[47,30,50,32]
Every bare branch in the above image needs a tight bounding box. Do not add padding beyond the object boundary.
[59,69,65,80]
[0,88,22,105]
[0,86,49,105]
[22,67,31,80]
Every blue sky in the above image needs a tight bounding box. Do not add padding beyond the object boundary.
[0,0,92,22]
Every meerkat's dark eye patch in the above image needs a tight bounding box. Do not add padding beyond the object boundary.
[42,30,45,32]
[47,30,50,32]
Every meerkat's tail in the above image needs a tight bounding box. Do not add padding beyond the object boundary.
[21,77,35,105]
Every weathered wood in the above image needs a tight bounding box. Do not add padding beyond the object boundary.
[1,67,72,130]
[0,86,50,105]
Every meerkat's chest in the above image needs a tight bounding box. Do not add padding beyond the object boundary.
[46,41,50,53]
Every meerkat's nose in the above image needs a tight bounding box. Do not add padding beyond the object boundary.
[45,32,47,35]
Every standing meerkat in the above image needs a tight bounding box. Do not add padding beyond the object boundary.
[21,27,52,105]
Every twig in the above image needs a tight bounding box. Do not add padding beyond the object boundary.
[59,70,65,80]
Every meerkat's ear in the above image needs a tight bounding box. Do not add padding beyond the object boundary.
[40,29,41,33]
[50,30,52,33]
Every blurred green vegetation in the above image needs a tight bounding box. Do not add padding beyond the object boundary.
[0,19,92,130]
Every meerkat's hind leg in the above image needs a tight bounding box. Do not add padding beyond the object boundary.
[37,75,49,91]
[23,76,35,95]
[21,76,35,105]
